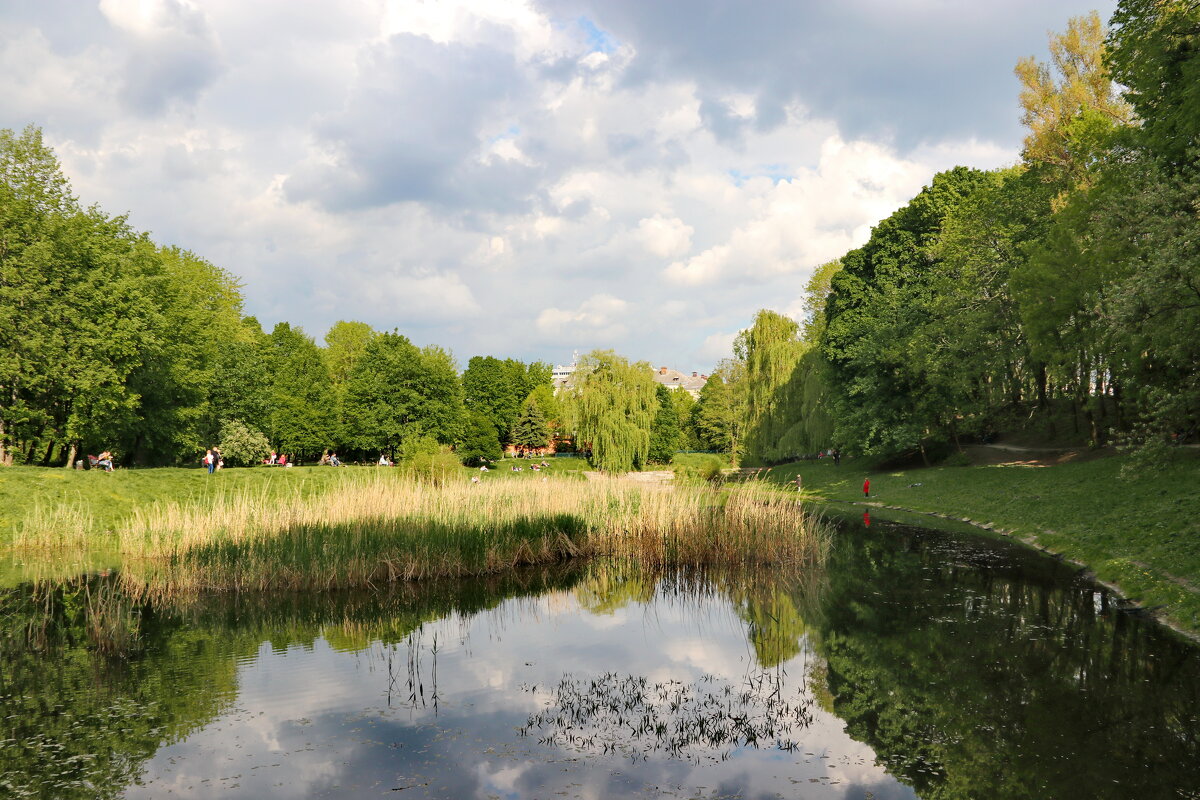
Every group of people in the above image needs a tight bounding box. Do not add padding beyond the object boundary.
[262,451,291,467]
[819,448,841,466]
[509,460,551,473]
[203,447,224,473]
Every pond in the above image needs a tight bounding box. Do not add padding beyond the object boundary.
[2,514,1198,799]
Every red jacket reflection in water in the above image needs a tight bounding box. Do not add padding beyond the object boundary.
[863,510,871,528]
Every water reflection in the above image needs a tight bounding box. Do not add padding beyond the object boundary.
[0,518,1198,799]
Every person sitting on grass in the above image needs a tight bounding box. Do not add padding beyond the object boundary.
[329,452,341,466]
[97,450,114,472]
[278,453,288,467]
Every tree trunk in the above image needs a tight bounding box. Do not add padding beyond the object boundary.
[919,440,930,467]
[64,441,77,470]
[0,418,8,467]
[41,439,55,467]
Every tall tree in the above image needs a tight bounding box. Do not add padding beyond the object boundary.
[564,350,656,473]
[692,359,746,458]
[342,332,426,458]
[1107,0,1200,167]
[458,411,502,466]
[823,167,993,460]
[462,356,552,443]
[266,323,335,459]
[648,384,681,464]
[510,396,550,455]
[1015,11,1133,188]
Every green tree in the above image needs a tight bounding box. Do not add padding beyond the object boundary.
[510,395,550,454]
[217,419,271,466]
[1107,0,1200,167]
[692,359,746,458]
[647,384,681,463]
[458,411,502,466]
[266,322,335,459]
[462,356,551,444]
[417,345,465,445]
[565,350,656,473]
[343,331,426,458]
[823,167,993,460]
[323,321,376,385]
[1015,12,1132,188]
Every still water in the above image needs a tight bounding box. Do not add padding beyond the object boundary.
[2,515,1199,799]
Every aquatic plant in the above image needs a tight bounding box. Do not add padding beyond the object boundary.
[14,473,828,595]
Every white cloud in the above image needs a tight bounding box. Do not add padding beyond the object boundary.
[0,0,1096,368]
[536,293,629,339]
[636,214,693,259]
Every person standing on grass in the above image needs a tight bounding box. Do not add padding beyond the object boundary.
[204,448,215,474]
[863,477,870,498]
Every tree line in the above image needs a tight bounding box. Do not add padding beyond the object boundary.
[720,3,1200,467]
[0,136,730,470]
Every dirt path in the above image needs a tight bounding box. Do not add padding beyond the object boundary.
[964,444,1114,467]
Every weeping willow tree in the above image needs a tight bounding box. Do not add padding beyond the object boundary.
[741,262,841,465]
[564,350,657,473]
[741,311,807,465]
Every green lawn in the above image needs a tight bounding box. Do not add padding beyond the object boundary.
[763,451,1200,636]
[0,457,595,542]
[0,465,362,539]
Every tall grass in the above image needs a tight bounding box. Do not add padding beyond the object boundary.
[15,473,828,595]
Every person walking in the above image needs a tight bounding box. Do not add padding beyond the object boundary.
[863,477,870,498]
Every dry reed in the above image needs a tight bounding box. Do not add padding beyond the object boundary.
[16,473,828,595]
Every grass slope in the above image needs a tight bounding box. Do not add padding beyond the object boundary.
[0,458,595,543]
[764,451,1200,635]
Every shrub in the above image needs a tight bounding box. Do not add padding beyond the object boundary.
[218,420,271,466]
[942,450,972,467]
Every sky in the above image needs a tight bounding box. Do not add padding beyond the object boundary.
[0,0,1116,372]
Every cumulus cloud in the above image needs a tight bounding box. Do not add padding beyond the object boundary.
[0,0,1116,369]
[636,214,693,259]
[536,293,629,339]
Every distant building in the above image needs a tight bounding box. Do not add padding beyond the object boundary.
[551,352,708,398]
[552,350,579,391]
[651,366,708,398]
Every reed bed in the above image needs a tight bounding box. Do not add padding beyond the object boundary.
[16,473,829,595]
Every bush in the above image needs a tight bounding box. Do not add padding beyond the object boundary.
[942,450,972,467]
[218,420,271,466]
[672,454,726,485]
[401,448,462,486]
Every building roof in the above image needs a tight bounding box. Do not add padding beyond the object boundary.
[651,366,708,394]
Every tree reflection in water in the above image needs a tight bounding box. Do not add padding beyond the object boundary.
[519,668,815,763]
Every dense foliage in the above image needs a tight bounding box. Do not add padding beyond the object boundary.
[718,3,1200,466]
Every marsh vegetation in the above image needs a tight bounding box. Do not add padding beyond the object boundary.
[11,473,828,596]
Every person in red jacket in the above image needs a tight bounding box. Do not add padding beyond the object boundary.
[863,477,870,498]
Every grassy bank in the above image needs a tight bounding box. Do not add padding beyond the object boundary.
[0,458,596,543]
[10,471,828,596]
[763,450,1200,635]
